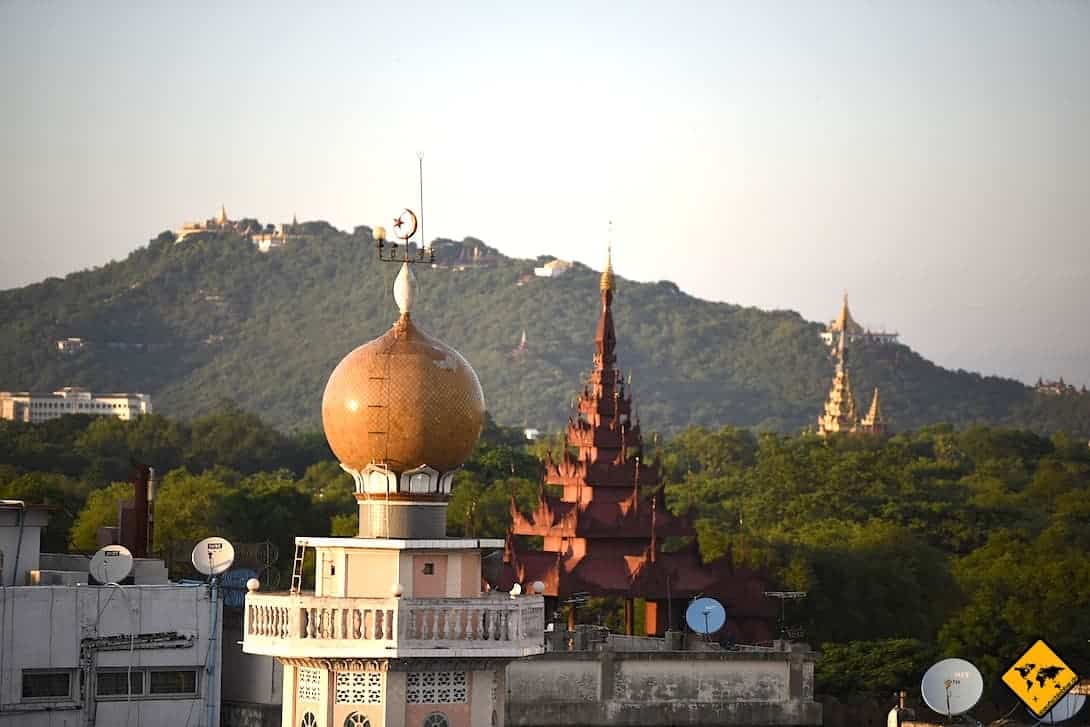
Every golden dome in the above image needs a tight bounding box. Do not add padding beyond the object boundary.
[322,313,486,474]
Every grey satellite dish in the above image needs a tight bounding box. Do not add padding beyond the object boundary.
[921,658,984,717]
[90,545,134,584]
[191,536,235,577]
[685,597,727,635]
[1030,692,1087,724]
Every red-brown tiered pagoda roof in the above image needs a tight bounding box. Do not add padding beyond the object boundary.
[502,249,773,640]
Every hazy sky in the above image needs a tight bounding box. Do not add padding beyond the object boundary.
[2,1,1088,386]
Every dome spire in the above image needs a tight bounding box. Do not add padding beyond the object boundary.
[600,221,614,293]
[860,386,887,435]
[393,261,415,317]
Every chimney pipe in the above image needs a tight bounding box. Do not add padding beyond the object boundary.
[131,464,149,558]
[147,467,156,555]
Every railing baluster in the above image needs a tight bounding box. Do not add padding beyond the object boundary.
[244,594,539,652]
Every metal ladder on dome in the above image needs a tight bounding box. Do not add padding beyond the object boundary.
[367,351,391,464]
[289,543,306,594]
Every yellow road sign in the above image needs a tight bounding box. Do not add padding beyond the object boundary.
[1002,639,1079,718]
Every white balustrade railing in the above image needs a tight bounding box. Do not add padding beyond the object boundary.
[244,593,545,656]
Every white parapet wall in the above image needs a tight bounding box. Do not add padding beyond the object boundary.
[506,647,822,726]
[0,583,221,727]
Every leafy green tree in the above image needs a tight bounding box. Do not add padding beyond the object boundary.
[816,639,938,701]
[69,482,132,551]
[0,472,89,551]
[152,469,234,554]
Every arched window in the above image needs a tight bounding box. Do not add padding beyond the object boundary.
[300,713,317,727]
[343,713,371,727]
[409,472,432,493]
[423,713,449,727]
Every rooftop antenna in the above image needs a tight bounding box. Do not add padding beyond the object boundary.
[417,151,424,254]
[763,591,807,640]
[191,536,235,727]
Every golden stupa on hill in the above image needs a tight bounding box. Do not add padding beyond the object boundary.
[322,262,485,477]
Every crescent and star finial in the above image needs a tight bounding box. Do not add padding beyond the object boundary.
[393,209,418,241]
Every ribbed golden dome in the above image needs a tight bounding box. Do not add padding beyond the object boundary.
[321,313,486,473]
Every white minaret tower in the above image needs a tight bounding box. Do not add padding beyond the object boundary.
[244,230,545,727]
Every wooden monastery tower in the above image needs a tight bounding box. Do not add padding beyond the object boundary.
[503,246,772,642]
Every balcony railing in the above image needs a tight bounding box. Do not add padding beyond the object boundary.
[244,592,545,659]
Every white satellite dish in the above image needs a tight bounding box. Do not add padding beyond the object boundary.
[191,536,235,577]
[1030,692,1087,724]
[510,583,523,597]
[921,658,984,717]
[90,545,134,584]
[685,597,727,635]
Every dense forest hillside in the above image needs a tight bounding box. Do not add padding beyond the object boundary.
[2,223,1088,435]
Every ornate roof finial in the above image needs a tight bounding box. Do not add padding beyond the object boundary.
[865,387,883,422]
[393,261,415,317]
[832,289,864,336]
[600,221,614,293]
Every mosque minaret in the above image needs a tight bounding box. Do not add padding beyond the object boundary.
[244,239,545,727]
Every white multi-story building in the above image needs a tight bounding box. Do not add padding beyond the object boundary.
[0,501,222,727]
[0,388,152,424]
[532,259,572,278]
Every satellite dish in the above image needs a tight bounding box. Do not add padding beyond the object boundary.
[685,597,727,635]
[90,545,134,584]
[1030,692,1087,724]
[510,583,523,597]
[191,536,235,577]
[921,658,984,717]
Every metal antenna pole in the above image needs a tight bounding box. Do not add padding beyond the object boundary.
[417,152,424,250]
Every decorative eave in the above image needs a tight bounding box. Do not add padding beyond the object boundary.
[341,463,456,498]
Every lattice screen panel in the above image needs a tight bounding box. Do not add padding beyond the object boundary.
[298,668,322,703]
[405,671,467,704]
[335,671,383,704]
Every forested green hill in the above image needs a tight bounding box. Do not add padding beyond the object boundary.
[2,224,1088,435]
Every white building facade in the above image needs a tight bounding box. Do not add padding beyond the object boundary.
[0,388,152,424]
[0,501,223,727]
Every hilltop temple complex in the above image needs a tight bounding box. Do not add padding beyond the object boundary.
[820,293,899,347]
[175,206,308,251]
[175,204,250,241]
[503,247,773,642]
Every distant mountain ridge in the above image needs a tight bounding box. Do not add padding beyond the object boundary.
[2,223,1088,436]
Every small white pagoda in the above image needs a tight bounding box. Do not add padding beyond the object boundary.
[244,259,545,727]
